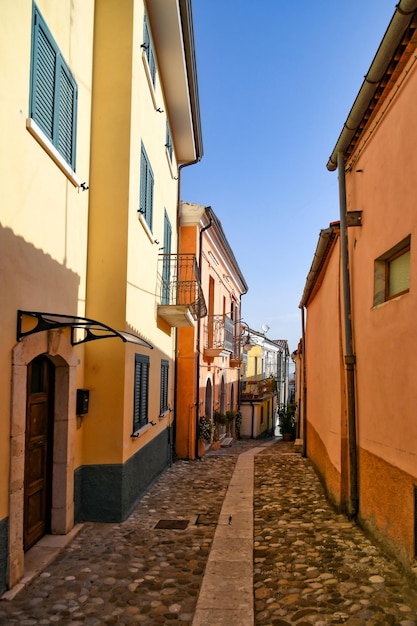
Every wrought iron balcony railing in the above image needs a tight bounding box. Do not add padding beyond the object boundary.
[203,314,242,360]
[157,254,207,327]
[240,377,277,401]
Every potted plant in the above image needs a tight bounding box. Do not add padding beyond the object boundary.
[235,410,242,438]
[198,416,213,444]
[277,403,296,441]
[225,410,236,437]
[213,410,227,426]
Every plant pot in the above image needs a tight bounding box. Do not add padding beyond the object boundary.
[282,433,293,441]
[198,439,206,457]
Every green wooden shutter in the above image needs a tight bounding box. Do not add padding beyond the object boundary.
[134,354,149,432]
[30,5,77,170]
[31,12,56,141]
[57,62,77,168]
[139,144,153,230]
[146,165,154,228]
[140,147,147,214]
[160,360,169,414]
[162,211,172,304]
[143,14,156,86]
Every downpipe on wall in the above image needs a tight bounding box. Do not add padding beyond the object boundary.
[337,152,359,518]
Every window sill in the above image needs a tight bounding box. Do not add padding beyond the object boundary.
[165,147,177,179]
[138,212,154,243]
[131,423,152,438]
[26,118,82,188]
[142,51,158,110]
[372,290,409,309]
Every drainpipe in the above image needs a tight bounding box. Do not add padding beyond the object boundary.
[337,152,358,518]
[301,307,307,458]
[173,159,201,460]
[195,210,213,458]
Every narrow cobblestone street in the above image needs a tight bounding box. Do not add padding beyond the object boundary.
[1,439,417,625]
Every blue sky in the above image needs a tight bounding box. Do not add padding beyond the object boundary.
[181,1,395,353]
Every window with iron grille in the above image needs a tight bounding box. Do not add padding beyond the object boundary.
[160,360,169,415]
[143,14,156,87]
[29,4,78,170]
[133,354,149,433]
[139,143,154,229]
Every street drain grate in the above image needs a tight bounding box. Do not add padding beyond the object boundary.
[154,519,189,530]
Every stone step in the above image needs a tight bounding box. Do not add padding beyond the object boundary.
[220,437,233,448]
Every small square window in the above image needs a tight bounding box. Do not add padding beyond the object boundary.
[374,236,410,305]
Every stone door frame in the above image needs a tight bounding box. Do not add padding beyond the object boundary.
[9,329,77,588]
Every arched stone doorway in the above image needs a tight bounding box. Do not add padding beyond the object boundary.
[9,329,77,587]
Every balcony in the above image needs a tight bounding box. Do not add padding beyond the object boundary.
[204,314,239,359]
[240,377,277,401]
[157,254,207,327]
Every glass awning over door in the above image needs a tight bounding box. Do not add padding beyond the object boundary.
[16,310,153,348]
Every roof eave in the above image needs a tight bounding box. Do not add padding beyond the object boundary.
[327,0,417,171]
[145,0,203,164]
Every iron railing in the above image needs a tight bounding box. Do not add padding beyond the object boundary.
[204,314,237,353]
[240,377,277,400]
[158,254,207,319]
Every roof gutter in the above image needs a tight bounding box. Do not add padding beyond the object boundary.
[326,0,417,171]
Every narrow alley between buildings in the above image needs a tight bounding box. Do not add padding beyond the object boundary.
[1,439,417,626]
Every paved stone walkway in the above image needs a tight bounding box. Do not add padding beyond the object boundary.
[1,438,417,625]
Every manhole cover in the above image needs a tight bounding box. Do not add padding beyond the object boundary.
[154,519,189,530]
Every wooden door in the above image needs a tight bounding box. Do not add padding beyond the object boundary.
[24,356,54,551]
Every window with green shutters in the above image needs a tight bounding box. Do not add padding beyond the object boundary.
[143,14,156,87]
[160,360,169,415]
[139,143,154,230]
[29,4,78,170]
[133,354,150,433]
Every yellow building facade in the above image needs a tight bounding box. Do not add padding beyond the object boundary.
[1,0,202,593]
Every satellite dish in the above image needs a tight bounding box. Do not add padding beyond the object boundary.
[261,324,270,333]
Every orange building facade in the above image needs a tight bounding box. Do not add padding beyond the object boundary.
[300,2,417,573]
[175,203,248,459]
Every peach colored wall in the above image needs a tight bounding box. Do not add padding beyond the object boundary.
[346,57,417,478]
[307,422,344,510]
[358,447,416,569]
[305,240,345,480]
[176,325,197,459]
[176,206,244,459]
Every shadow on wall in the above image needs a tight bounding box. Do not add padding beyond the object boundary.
[0,223,81,323]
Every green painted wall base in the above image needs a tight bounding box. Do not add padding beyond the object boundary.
[0,516,8,595]
[74,427,173,523]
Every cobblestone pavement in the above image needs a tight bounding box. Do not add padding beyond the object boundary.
[1,438,417,625]
[253,445,417,626]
